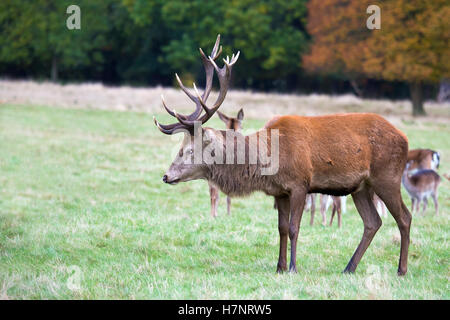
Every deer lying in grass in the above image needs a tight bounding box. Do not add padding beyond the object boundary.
[402,161,441,215]
[209,109,244,217]
[154,35,412,275]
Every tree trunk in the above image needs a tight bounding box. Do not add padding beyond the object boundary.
[51,56,58,82]
[409,81,426,116]
[350,79,363,98]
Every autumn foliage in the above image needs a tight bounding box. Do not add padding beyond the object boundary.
[304,0,450,115]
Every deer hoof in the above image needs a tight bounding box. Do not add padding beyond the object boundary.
[276,265,287,274]
[342,267,355,274]
[397,269,407,276]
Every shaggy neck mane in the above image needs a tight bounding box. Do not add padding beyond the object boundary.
[205,130,279,197]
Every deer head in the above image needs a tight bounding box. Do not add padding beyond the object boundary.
[154,35,240,185]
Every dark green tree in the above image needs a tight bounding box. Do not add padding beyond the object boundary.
[0,0,117,81]
[123,0,309,90]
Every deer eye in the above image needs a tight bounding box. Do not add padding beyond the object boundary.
[188,149,194,155]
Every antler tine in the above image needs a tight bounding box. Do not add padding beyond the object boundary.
[224,51,240,67]
[197,48,240,124]
[199,46,222,62]
[154,93,194,135]
[175,73,198,104]
[153,116,188,135]
[208,56,220,73]
[214,46,223,60]
[161,94,186,120]
[232,51,240,64]
[210,34,222,60]
[173,109,196,127]
[152,73,202,123]
[197,34,223,106]
[193,82,213,116]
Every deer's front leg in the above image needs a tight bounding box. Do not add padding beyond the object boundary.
[289,189,307,273]
[226,196,231,215]
[275,196,290,273]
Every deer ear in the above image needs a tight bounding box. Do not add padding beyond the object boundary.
[237,108,244,120]
[217,111,229,124]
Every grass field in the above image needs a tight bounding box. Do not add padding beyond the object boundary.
[0,101,449,299]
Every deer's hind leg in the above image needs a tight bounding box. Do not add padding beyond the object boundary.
[343,184,382,273]
[373,182,412,276]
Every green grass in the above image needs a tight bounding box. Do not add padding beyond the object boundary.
[0,104,449,299]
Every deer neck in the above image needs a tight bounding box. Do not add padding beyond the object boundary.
[205,130,277,197]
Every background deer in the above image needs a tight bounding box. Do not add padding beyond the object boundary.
[305,194,317,226]
[402,161,441,215]
[373,148,440,219]
[407,148,440,172]
[209,109,244,217]
[326,195,342,228]
[314,195,346,227]
[154,35,412,275]
[318,194,386,226]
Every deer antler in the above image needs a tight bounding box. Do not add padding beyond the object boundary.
[154,35,239,135]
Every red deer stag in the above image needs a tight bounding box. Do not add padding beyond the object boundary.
[209,109,244,217]
[154,35,412,275]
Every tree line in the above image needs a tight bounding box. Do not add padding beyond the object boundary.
[0,0,448,114]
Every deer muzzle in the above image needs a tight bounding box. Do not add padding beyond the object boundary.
[162,174,180,185]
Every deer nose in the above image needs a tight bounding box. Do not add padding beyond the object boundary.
[162,175,168,183]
